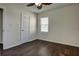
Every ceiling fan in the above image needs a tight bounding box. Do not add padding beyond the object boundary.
[27,3,52,9]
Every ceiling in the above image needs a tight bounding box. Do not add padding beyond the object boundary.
[25,3,72,13]
[2,3,72,14]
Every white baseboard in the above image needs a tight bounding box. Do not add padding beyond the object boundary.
[38,39,79,48]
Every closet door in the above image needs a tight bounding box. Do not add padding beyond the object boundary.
[20,12,30,44]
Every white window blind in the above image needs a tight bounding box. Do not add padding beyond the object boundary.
[40,17,48,32]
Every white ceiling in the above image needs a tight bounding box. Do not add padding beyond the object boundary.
[2,3,72,14]
[25,3,72,13]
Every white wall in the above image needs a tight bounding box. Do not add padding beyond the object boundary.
[37,4,79,47]
[0,4,36,49]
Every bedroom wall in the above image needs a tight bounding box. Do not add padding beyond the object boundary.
[0,4,36,49]
[37,4,79,47]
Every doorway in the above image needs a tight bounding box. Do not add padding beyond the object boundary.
[0,8,3,55]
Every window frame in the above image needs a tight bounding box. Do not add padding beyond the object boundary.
[40,17,49,32]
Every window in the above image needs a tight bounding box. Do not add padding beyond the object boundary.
[40,17,48,32]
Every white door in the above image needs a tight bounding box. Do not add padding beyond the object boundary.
[20,12,30,44]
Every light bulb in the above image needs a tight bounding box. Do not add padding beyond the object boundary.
[35,3,41,6]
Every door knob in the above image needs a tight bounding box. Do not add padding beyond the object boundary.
[21,30,24,31]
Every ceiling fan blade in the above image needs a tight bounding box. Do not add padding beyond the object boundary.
[42,3,52,5]
[27,3,35,6]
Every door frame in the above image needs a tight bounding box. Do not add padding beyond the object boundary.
[0,8,3,44]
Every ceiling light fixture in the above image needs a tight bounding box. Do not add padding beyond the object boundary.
[27,3,52,9]
[35,3,41,6]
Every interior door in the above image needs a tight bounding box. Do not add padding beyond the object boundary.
[20,12,30,44]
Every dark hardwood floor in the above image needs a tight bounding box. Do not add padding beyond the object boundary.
[1,39,79,56]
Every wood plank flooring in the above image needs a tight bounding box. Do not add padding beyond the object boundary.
[1,39,79,56]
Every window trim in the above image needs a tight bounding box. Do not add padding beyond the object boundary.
[40,17,49,32]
